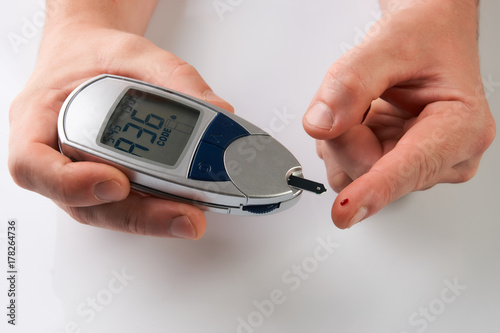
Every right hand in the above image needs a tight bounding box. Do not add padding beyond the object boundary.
[9,23,233,239]
[302,0,495,229]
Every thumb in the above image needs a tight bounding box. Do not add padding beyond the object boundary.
[112,37,234,113]
[302,19,411,140]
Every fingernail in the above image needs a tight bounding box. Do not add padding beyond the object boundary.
[348,207,369,228]
[305,102,334,130]
[94,180,125,202]
[169,215,197,240]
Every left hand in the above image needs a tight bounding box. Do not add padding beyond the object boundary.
[8,23,233,239]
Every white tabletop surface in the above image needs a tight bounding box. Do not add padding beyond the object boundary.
[1,1,499,332]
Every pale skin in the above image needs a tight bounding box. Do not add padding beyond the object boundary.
[9,0,495,236]
[8,0,233,239]
[303,0,495,228]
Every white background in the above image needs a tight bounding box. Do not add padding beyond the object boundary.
[1,1,499,332]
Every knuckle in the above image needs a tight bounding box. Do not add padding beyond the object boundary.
[397,142,446,191]
[328,172,351,193]
[478,115,496,152]
[7,154,29,189]
[122,208,144,235]
[65,202,146,236]
[460,102,497,154]
[166,59,199,80]
[316,140,324,160]
[416,152,444,189]
[326,46,384,101]
[330,185,345,194]
[51,165,80,205]
[326,60,366,97]
[65,206,97,227]
[58,182,78,206]
[459,100,496,154]
[451,160,480,184]
[9,94,23,123]
[456,167,477,183]
[371,168,399,202]
[112,196,148,235]
[149,53,200,85]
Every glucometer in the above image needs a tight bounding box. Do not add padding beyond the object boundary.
[58,75,325,215]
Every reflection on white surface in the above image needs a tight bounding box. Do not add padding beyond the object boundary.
[1,0,500,332]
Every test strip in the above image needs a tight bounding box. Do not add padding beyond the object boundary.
[288,175,327,194]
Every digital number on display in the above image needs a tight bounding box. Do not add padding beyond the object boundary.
[100,89,199,166]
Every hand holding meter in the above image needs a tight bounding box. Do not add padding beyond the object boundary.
[58,75,325,215]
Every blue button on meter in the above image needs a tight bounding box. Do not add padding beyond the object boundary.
[58,75,325,215]
[188,113,250,182]
[202,113,250,148]
[189,141,229,181]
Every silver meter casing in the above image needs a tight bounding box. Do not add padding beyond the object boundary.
[58,75,303,215]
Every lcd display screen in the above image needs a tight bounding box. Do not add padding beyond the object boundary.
[101,89,200,166]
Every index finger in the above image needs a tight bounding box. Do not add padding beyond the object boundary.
[330,101,492,229]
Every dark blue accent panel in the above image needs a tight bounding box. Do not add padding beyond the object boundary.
[202,113,249,149]
[189,141,229,181]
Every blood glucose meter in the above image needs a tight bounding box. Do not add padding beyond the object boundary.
[58,75,325,215]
